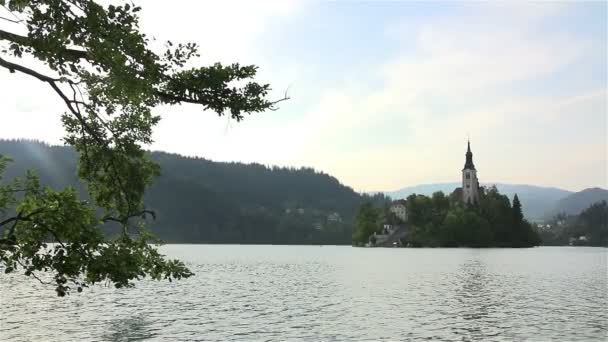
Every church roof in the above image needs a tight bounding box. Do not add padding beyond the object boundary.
[392,199,407,206]
[463,140,476,170]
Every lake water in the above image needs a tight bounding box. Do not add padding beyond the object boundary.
[1,246,606,341]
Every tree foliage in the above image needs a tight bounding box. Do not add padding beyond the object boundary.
[351,194,393,246]
[352,202,381,246]
[0,0,286,296]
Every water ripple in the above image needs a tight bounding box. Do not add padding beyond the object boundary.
[1,246,606,341]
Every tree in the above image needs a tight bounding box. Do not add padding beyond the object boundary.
[0,0,287,296]
[352,202,379,246]
[509,193,540,247]
[512,194,524,224]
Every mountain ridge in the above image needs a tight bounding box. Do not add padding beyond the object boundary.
[547,187,608,217]
[0,139,382,244]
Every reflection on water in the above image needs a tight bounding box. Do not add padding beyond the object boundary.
[1,246,606,341]
[102,314,156,342]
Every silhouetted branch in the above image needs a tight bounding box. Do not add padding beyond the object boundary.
[0,5,25,24]
[102,209,156,224]
[0,208,45,228]
[16,260,51,285]
[268,90,291,111]
[0,16,22,23]
[35,221,67,250]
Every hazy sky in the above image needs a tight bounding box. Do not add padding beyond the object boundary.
[1,1,606,192]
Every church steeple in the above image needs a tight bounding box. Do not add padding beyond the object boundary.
[461,139,479,204]
[463,140,475,170]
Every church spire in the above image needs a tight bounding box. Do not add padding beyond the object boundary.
[463,140,475,170]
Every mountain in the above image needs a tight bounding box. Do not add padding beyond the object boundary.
[547,188,608,217]
[386,182,573,221]
[0,139,386,244]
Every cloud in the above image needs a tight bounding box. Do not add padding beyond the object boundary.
[0,1,604,192]
[137,0,307,64]
[0,68,67,144]
[289,4,605,191]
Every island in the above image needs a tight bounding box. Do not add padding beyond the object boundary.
[353,141,541,248]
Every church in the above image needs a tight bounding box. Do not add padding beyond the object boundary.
[452,141,480,204]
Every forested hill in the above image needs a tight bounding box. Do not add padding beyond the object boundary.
[546,188,608,217]
[0,139,379,244]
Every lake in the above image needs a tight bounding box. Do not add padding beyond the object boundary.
[1,246,606,341]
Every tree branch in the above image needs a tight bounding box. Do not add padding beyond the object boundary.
[0,55,59,82]
[35,221,67,250]
[0,16,22,24]
[0,5,25,25]
[102,209,156,224]
[0,29,88,61]
[0,57,96,144]
[0,209,45,246]
[0,208,45,228]
[268,92,291,111]
[0,56,107,149]
[154,91,290,112]
[16,260,51,285]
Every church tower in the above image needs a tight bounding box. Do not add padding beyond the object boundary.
[462,140,480,204]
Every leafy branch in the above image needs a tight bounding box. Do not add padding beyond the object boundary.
[0,0,284,296]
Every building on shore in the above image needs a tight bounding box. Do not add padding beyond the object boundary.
[327,212,342,223]
[389,199,408,222]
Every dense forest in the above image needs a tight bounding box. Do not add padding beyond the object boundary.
[538,201,608,246]
[353,186,541,247]
[0,139,389,244]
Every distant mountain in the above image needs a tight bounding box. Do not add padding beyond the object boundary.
[0,139,382,244]
[385,183,461,198]
[547,188,608,217]
[385,182,573,221]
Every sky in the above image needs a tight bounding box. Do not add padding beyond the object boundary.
[0,1,606,192]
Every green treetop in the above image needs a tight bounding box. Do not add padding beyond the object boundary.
[512,194,524,224]
[352,202,380,246]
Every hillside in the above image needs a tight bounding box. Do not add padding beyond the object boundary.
[539,200,607,246]
[386,182,573,221]
[0,139,381,244]
[547,188,608,217]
